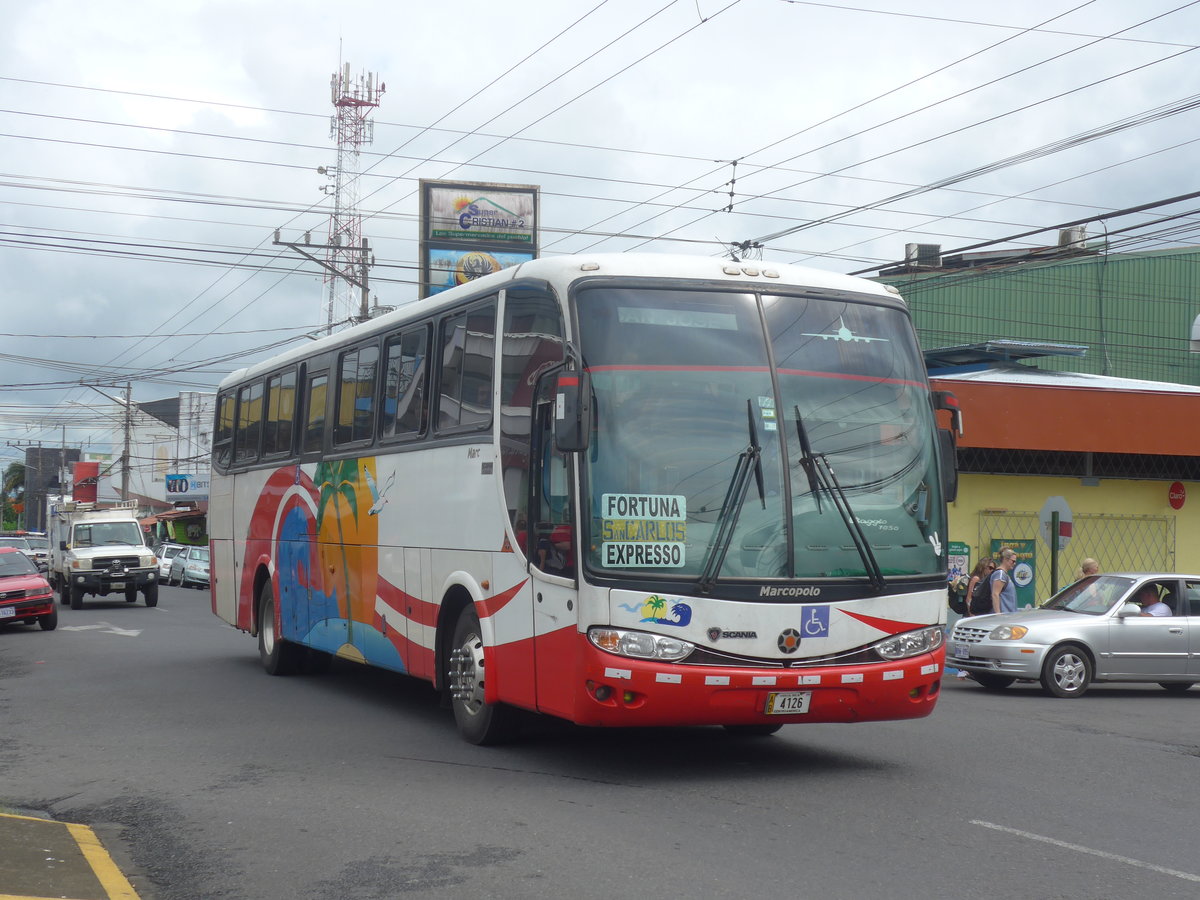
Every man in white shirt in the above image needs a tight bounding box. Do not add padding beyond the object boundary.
[1136,584,1171,617]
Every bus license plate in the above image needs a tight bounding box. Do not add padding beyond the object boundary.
[0,607,14,618]
[765,691,811,715]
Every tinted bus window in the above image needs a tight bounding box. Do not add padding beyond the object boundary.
[233,381,263,465]
[214,391,234,469]
[438,300,495,433]
[303,373,328,454]
[381,326,429,440]
[263,369,296,457]
[335,344,379,446]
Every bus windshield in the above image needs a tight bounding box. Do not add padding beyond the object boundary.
[576,285,945,585]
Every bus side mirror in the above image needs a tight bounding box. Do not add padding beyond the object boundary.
[932,390,963,436]
[553,370,592,452]
[937,428,958,503]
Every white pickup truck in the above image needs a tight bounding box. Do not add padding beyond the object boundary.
[48,501,159,609]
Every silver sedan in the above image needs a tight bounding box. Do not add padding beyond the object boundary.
[949,573,1198,697]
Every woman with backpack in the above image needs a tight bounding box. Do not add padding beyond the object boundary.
[965,557,997,616]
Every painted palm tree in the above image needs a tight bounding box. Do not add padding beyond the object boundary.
[645,594,667,618]
[2,462,25,530]
[314,457,360,647]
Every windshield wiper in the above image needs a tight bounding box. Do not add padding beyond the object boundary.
[794,406,885,593]
[697,400,766,593]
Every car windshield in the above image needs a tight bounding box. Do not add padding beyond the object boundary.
[576,285,944,584]
[1042,575,1135,615]
[190,549,210,563]
[25,537,48,551]
[0,537,31,551]
[0,552,38,576]
[73,522,144,547]
[164,546,183,558]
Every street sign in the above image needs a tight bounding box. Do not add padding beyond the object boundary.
[1038,496,1073,550]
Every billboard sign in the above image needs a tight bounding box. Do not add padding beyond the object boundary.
[420,179,539,298]
[165,473,210,502]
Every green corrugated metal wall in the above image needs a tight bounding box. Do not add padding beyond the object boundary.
[878,245,1200,386]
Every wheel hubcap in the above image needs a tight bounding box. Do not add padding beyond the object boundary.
[1054,653,1085,691]
[448,634,485,715]
[261,603,275,654]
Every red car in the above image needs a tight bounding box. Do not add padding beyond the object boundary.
[0,546,57,631]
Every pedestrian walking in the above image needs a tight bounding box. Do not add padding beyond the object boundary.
[991,548,1019,614]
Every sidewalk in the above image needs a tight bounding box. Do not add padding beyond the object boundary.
[0,811,140,900]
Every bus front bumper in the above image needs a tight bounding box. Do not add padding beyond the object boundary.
[568,643,945,727]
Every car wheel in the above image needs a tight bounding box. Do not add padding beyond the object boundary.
[723,723,784,736]
[69,584,84,611]
[447,604,517,745]
[125,585,138,603]
[1040,645,1092,698]
[143,583,159,608]
[1158,682,1193,693]
[39,606,58,631]
[258,580,302,676]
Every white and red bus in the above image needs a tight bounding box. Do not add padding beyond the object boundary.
[209,253,960,743]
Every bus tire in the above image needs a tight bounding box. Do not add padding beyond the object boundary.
[143,583,159,608]
[257,580,301,676]
[69,584,84,610]
[447,604,517,745]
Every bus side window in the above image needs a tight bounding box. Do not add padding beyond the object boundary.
[499,287,564,557]
[263,368,297,457]
[437,299,496,433]
[233,381,263,465]
[303,373,328,455]
[213,391,235,469]
[335,344,379,446]
[381,326,429,440]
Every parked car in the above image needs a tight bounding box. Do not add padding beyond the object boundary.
[168,546,210,588]
[155,543,186,579]
[0,546,57,631]
[950,573,1199,697]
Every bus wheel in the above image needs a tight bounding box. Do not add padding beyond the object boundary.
[258,581,302,676]
[723,723,783,737]
[447,605,516,745]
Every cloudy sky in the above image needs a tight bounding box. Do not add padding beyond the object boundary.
[3,0,1200,459]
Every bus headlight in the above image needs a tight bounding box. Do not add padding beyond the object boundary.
[874,626,944,660]
[588,627,694,662]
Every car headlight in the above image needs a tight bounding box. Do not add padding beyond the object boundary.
[140,554,156,567]
[989,624,1029,640]
[588,627,694,661]
[874,626,944,660]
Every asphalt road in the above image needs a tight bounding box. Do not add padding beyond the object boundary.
[1,585,1197,900]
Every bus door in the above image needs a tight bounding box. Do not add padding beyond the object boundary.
[529,377,579,719]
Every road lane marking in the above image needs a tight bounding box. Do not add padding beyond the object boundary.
[59,622,142,637]
[971,820,1200,883]
[66,822,142,899]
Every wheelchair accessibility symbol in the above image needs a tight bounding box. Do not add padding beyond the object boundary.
[802,606,829,638]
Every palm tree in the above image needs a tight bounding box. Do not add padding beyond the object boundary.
[314,458,360,644]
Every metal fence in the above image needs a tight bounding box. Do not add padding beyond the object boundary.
[976,511,1176,602]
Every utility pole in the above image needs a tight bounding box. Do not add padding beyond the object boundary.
[122,382,132,501]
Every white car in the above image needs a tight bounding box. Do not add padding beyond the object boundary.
[155,543,186,578]
[168,546,210,588]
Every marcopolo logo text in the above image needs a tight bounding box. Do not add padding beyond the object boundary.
[759,585,822,598]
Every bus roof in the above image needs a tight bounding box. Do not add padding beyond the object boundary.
[220,253,901,390]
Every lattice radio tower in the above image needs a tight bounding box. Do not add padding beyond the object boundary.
[321,63,384,330]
